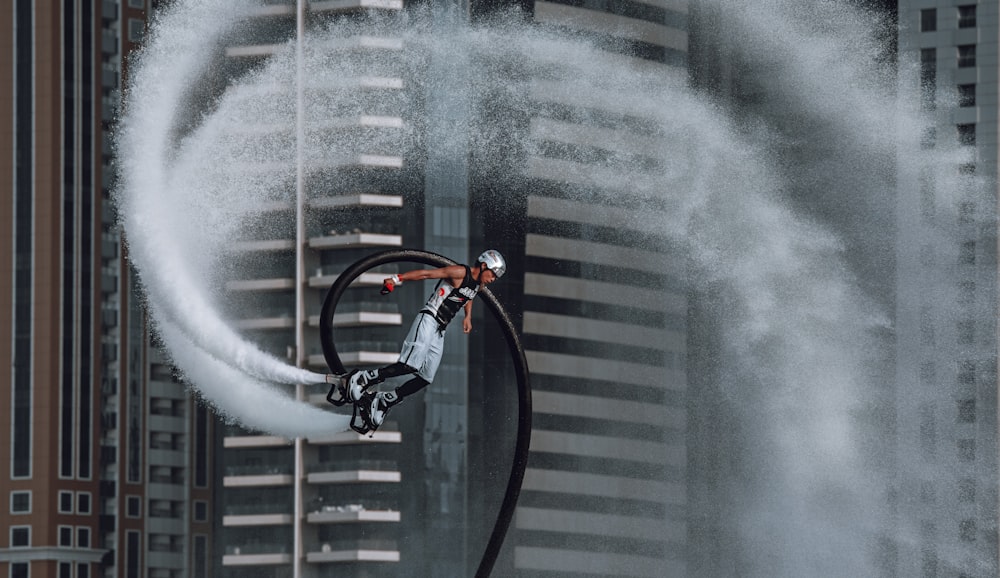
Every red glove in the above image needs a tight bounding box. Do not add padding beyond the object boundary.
[380,275,401,295]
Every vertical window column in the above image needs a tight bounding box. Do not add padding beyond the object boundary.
[61,0,78,481]
[920,48,936,111]
[12,0,35,481]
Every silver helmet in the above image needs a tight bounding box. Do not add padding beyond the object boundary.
[477,250,506,279]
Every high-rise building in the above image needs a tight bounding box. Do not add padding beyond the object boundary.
[469,1,691,576]
[126,0,690,576]
[0,2,216,578]
[896,3,999,577]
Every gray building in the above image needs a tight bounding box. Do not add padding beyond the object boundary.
[896,2,999,577]
[471,2,691,576]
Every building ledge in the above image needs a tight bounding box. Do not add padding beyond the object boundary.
[223,552,292,566]
[306,509,401,523]
[308,272,387,288]
[233,317,295,330]
[224,474,295,487]
[308,430,401,444]
[308,351,398,367]
[307,470,401,484]
[224,436,293,448]
[309,232,402,250]
[231,239,296,252]
[311,0,403,12]
[223,514,294,527]
[309,194,402,209]
[307,312,402,328]
[305,549,399,563]
[0,547,107,564]
[226,278,295,292]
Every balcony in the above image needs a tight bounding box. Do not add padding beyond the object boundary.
[306,460,401,485]
[309,193,402,210]
[149,379,186,400]
[307,430,402,445]
[312,0,403,12]
[223,543,292,566]
[226,278,295,292]
[223,503,294,526]
[308,231,402,251]
[224,435,293,449]
[232,316,295,331]
[308,301,402,329]
[305,540,399,564]
[225,44,284,59]
[231,239,296,253]
[307,344,398,369]
[224,464,295,488]
[306,503,400,524]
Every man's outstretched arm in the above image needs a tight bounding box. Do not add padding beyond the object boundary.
[382,265,465,294]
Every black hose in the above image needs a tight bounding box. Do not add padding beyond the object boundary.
[318,248,531,577]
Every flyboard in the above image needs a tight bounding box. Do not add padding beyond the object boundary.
[324,372,381,436]
[318,249,531,578]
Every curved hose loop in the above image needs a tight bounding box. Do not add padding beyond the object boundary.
[319,248,531,577]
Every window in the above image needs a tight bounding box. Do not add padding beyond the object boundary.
[127,19,144,43]
[77,527,91,549]
[126,531,141,578]
[919,362,936,385]
[922,549,939,578]
[921,126,936,149]
[10,491,30,514]
[958,45,976,67]
[958,5,976,28]
[919,405,936,456]
[59,563,72,578]
[11,563,28,578]
[958,438,975,461]
[195,403,209,487]
[11,526,30,547]
[958,202,975,224]
[78,564,89,578]
[919,244,935,266]
[920,307,935,346]
[126,495,141,518]
[958,281,975,305]
[957,399,976,423]
[958,360,976,384]
[59,525,73,547]
[194,535,208,578]
[920,8,936,31]
[77,492,91,515]
[959,162,976,175]
[959,519,976,541]
[919,481,936,503]
[919,169,935,220]
[194,500,208,522]
[59,491,74,513]
[957,320,975,344]
[958,84,975,107]
[958,478,976,502]
[920,49,936,110]
[957,124,976,146]
[960,241,976,265]
[128,0,144,8]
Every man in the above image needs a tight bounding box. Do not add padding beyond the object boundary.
[343,250,506,431]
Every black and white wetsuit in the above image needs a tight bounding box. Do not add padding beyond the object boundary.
[398,266,479,382]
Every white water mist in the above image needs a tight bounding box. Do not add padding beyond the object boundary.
[115,0,346,436]
[117,0,994,573]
